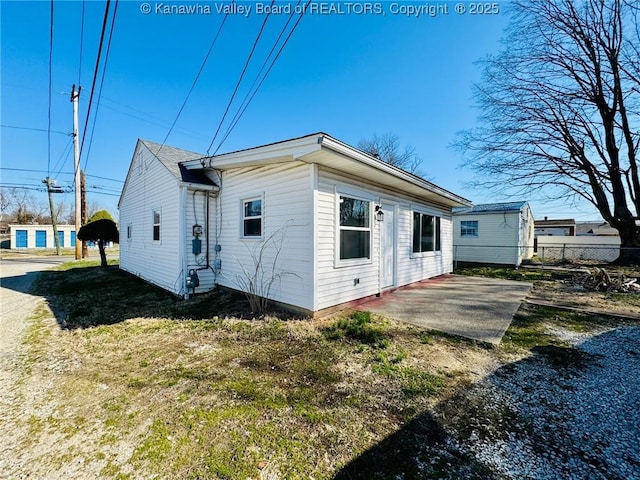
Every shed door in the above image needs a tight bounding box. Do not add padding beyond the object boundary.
[35,230,47,248]
[71,231,76,247]
[58,231,65,247]
[16,230,27,248]
[380,203,396,289]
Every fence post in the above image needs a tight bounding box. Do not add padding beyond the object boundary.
[562,243,566,262]
[541,246,545,273]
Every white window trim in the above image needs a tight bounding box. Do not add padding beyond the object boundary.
[460,220,479,238]
[410,208,442,259]
[334,191,373,268]
[152,208,161,243]
[240,194,264,240]
[127,223,133,242]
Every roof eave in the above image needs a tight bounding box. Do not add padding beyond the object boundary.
[318,135,471,207]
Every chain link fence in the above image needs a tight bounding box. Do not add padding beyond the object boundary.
[453,244,640,269]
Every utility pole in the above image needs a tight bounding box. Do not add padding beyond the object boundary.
[81,171,88,258]
[71,85,82,260]
[42,177,62,256]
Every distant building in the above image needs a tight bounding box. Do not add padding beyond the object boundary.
[534,217,576,237]
[452,201,535,267]
[576,221,618,236]
[9,224,77,249]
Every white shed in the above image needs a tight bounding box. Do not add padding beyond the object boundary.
[119,133,471,316]
[452,202,534,267]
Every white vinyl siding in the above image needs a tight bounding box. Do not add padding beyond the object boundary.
[215,162,313,311]
[315,168,452,311]
[453,210,534,266]
[119,142,182,294]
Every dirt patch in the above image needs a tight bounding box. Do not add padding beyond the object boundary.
[529,279,640,318]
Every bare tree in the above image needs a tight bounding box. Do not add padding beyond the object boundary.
[358,133,421,174]
[4,188,48,224]
[455,0,640,264]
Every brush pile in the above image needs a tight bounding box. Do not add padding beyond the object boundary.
[572,267,640,293]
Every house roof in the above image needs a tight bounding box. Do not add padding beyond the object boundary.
[534,218,576,228]
[452,201,528,215]
[140,139,216,186]
[180,132,471,209]
[575,221,618,236]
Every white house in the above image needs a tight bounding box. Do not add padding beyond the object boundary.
[118,133,471,315]
[452,202,535,267]
[9,224,77,249]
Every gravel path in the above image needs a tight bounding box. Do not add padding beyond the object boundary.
[0,256,71,477]
[444,325,640,479]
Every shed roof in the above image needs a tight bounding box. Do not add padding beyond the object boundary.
[452,201,528,215]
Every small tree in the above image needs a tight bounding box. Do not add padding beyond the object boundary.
[77,210,119,267]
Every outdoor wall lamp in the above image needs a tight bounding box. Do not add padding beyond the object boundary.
[375,205,384,222]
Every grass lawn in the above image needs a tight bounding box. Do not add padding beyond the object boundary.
[11,262,640,479]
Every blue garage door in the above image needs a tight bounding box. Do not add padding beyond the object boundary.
[58,231,65,247]
[16,230,28,248]
[71,231,76,247]
[35,230,47,248]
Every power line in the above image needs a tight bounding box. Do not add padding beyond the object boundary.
[215,0,308,154]
[83,0,119,171]
[1,124,70,136]
[206,0,276,155]
[78,0,85,85]
[1,167,123,183]
[51,138,74,180]
[214,0,311,155]
[79,0,111,163]
[47,0,54,176]
[153,11,229,157]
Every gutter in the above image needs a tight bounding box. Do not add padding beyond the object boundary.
[317,135,472,207]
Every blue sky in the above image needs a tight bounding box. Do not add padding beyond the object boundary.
[1,0,600,220]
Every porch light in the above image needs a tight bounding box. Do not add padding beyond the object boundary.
[375,205,384,222]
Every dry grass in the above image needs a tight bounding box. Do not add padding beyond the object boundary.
[9,262,639,479]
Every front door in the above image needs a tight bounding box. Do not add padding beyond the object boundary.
[380,203,395,289]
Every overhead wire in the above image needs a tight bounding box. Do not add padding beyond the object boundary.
[83,0,119,171]
[214,0,310,155]
[1,167,123,183]
[206,0,276,155]
[153,12,230,157]
[1,124,70,136]
[47,0,54,176]
[51,138,74,180]
[78,0,85,85]
[78,0,111,165]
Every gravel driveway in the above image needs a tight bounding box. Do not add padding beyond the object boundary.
[0,256,71,476]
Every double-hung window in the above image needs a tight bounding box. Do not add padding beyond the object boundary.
[152,210,161,241]
[412,212,441,254]
[338,195,371,261]
[460,220,478,237]
[242,198,262,238]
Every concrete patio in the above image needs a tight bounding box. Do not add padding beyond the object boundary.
[356,275,532,344]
